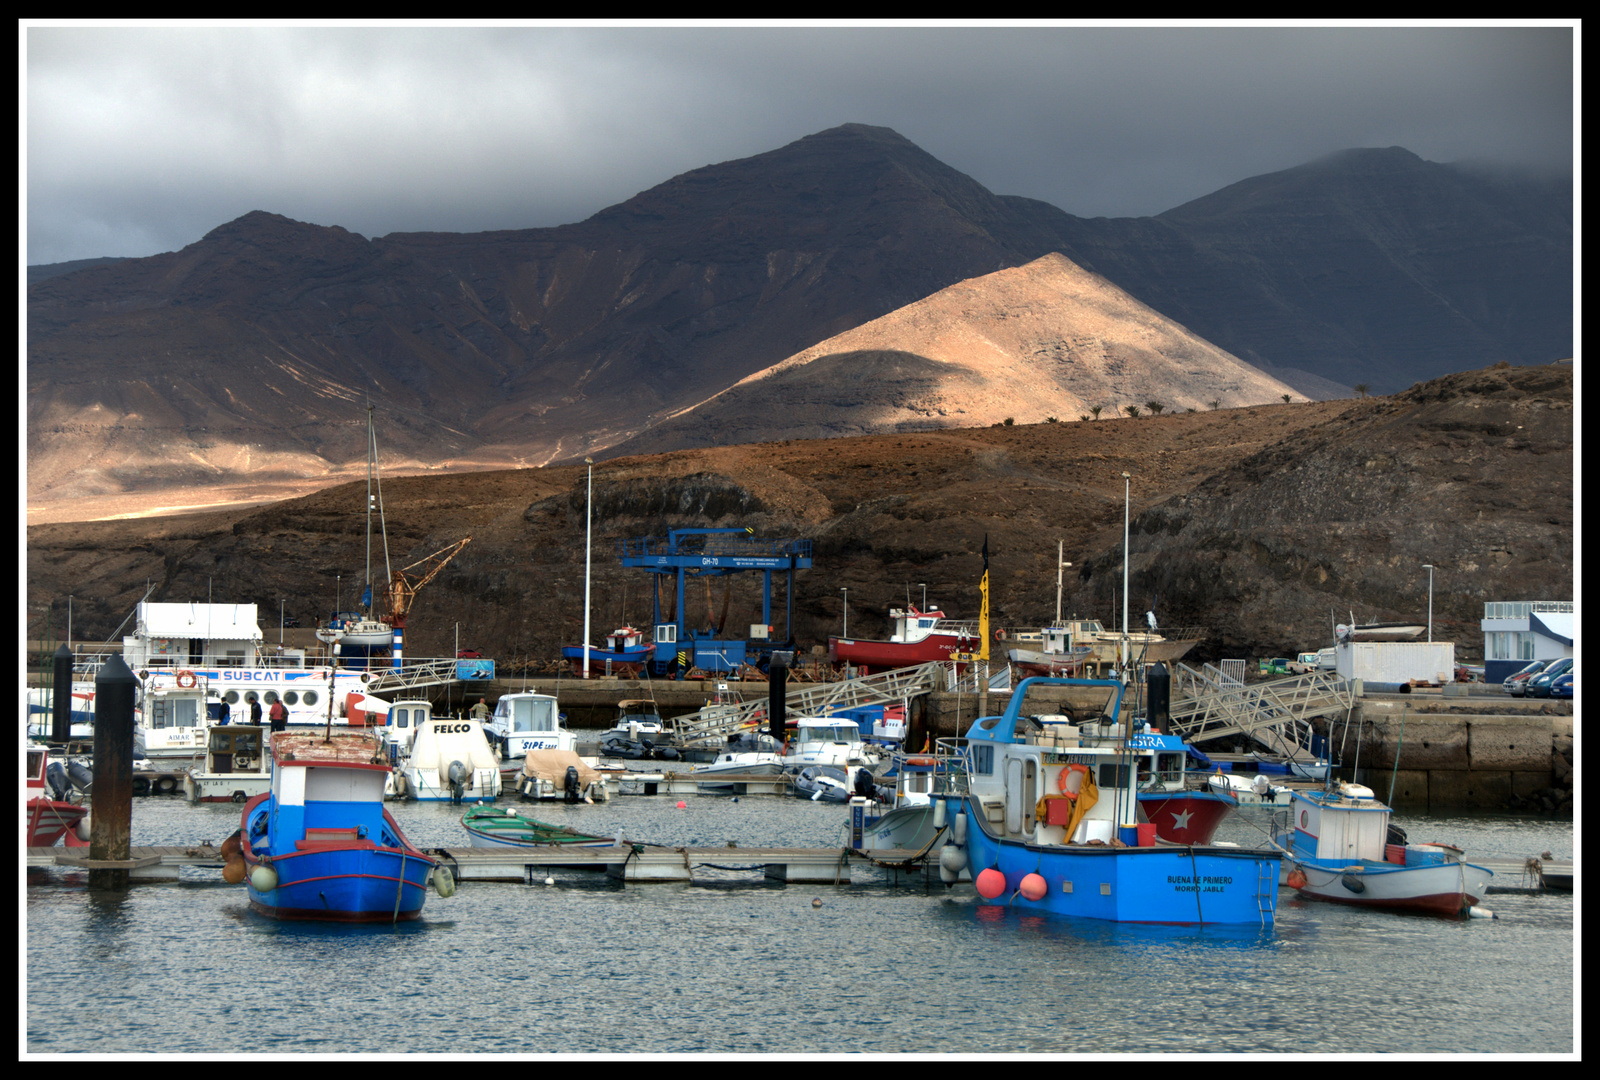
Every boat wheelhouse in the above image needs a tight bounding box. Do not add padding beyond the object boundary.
[184,724,272,803]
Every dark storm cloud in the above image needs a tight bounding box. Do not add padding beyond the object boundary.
[23,23,1574,266]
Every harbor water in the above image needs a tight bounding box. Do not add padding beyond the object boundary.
[25,791,1575,1057]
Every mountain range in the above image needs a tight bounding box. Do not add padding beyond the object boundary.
[26,124,1571,523]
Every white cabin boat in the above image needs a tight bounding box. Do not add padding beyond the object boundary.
[184,724,272,803]
[784,716,879,768]
[384,700,501,803]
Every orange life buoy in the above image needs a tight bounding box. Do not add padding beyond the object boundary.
[905,757,936,767]
[1057,762,1089,798]
[175,669,197,689]
[994,628,1007,641]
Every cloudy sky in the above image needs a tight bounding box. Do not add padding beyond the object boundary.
[22,21,1576,267]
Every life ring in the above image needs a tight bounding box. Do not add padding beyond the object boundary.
[175,669,197,689]
[994,629,1007,641]
[905,757,936,767]
[1057,762,1089,798]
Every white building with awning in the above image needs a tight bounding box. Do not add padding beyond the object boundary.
[123,602,265,670]
[1480,601,1574,683]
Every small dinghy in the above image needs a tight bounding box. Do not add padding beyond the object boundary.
[461,805,619,849]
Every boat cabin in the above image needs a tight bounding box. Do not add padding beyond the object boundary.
[486,692,574,758]
[954,677,1187,845]
[185,725,272,803]
[386,699,501,802]
[888,607,948,644]
[139,676,216,759]
[786,716,874,767]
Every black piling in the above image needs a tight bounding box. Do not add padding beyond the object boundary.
[1146,662,1170,734]
[51,643,75,745]
[768,651,791,748]
[89,655,139,891]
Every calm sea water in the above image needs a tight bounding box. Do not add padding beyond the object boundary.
[24,789,1575,1058]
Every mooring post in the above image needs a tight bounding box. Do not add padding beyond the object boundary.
[768,651,791,748]
[51,643,75,745]
[89,654,139,891]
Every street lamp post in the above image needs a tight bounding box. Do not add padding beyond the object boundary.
[919,582,927,612]
[1121,473,1131,674]
[1426,564,1435,643]
[280,599,285,645]
[1054,540,1073,624]
[583,458,594,679]
[840,588,849,637]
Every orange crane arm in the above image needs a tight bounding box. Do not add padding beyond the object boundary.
[385,537,471,627]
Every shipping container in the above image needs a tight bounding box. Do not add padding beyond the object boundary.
[1335,641,1456,684]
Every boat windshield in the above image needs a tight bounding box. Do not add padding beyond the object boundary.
[798,723,860,744]
[498,696,556,733]
[149,694,203,729]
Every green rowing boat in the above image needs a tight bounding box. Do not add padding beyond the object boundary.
[461,805,618,848]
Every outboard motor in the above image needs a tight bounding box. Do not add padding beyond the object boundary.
[563,765,583,803]
[853,766,877,799]
[46,761,72,801]
[67,758,94,794]
[447,760,469,805]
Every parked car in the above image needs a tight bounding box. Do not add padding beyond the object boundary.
[1259,657,1294,677]
[1505,659,1557,696]
[282,615,301,628]
[1527,657,1574,698]
[456,648,484,659]
[1547,671,1573,700]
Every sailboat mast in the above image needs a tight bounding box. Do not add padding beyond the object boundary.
[365,403,375,620]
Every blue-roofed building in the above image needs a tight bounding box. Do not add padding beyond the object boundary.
[1480,601,1574,683]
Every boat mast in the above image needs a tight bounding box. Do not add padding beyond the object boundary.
[365,403,374,621]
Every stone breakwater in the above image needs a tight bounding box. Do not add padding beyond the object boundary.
[1333,699,1574,813]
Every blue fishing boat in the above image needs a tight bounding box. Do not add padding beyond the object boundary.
[932,676,1280,926]
[236,727,445,922]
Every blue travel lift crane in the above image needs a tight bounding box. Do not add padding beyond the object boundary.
[617,528,812,679]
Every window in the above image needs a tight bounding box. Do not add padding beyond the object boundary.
[223,690,241,704]
[301,690,318,707]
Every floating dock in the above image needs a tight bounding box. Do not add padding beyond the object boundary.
[26,846,1573,892]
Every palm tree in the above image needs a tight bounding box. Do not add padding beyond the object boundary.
[1208,399,1221,410]
[1281,394,1293,403]
[1124,404,1141,418]
[1090,405,1103,420]
[1146,401,1165,415]
[1354,384,1370,398]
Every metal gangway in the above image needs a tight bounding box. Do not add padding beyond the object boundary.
[361,658,462,696]
[1166,662,1353,757]
[669,662,948,749]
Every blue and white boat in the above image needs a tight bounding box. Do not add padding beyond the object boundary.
[237,727,445,922]
[932,676,1281,926]
[1273,782,1494,917]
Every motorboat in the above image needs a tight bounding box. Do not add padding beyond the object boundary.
[484,692,575,759]
[783,715,879,769]
[930,676,1281,925]
[562,626,653,677]
[183,723,272,804]
[849,754,953,862]
[828,605,980,674]
[383,700,501,803]
[516,748,610,803]
[1273,782,1494,916]
[1208,771,1295,807]
[315,404,394,655]
[691,731,787,793]
[234,728,446,922]
[1006,623,1095,678]
[25,742,89,848]
[596,698,680,760]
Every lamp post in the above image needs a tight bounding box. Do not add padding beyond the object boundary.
[280,599,285,645]
[840,588,849,637]
[1423,564,1434,643]
[1121,473,1131,674]
[919,583,927,612]
[583,458,594,679]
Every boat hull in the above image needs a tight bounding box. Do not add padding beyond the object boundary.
[462,807,615,848]
[26,797,89,847]
[562,646,650,677]
[1138,789,1237,845]
[828,633,973,673]
[950,796,1279,925]
[184,774,272,804]
[245,843,434,922]
[1288,857,1493,916]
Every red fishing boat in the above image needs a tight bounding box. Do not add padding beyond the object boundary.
[828,606,978,674]
[25,744,89,848]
